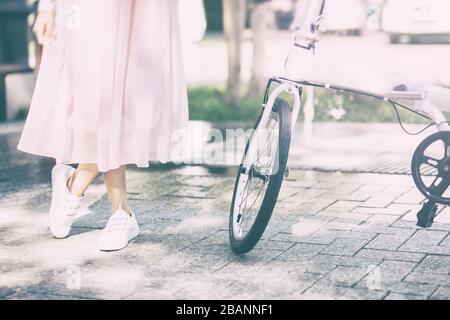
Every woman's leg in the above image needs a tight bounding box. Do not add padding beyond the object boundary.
[68,163,99,197]
[98,165,138,251]
[103,165,131,215]
[49,163,99,239]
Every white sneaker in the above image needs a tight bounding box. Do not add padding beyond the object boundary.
[98,209,140,252]
[49,164,84,239]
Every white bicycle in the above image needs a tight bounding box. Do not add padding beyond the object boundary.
[229,0,450,254]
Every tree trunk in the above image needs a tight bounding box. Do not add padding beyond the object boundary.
[249,2,269,96]
[222,0,245,108]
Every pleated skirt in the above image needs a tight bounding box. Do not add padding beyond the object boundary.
[18,0,189,172]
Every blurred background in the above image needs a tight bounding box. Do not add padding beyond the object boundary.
[1,0,450,124]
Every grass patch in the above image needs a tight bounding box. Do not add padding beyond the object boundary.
[14,86,439,125]
[15,106,29,120]
[188,85,437,125]
[312,88,431,124]
[188,86,262,122]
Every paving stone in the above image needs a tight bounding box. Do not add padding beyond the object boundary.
[309,254,380,268]
[296,188,328,202]
[352,203,419,216]
[275,196,307,211]
[300,284,387,300]
[302,195,340,208]
[130,273,235,300]
[12,269,116,299]
[399,230,450,252]
[324,229,378,241]
[316,265,370,287]
[361,196,396,208]
[400,209,421,222]
[440,234,450,247]
[185,253,237,274]
[225,262,324,299]
[289,202,336,215]
[289,218,331,237]
[325,220,360,232]
[268,258,337,275]
[365,233,412,251]
[280,182,305,196]
[271,209,311,222]
[271,230,337,245]
[324,200,362,213]
[431,286,450,300]
[0,287,15,299]
[283,179,317,188]
[404,272,450,287]
[394,189,425,205]
[320,238,371,257]
[413,255,450,274]
[354,249,425,263]
[275,243,325,261]
[355,261,417,291]
[328,183,361,196]
[379,185,412,197]
[434,207,450,224]
[195,230,229,247]
[261,219,297,240]
[401,244,450,256]
[214,249,282,275]
[315,210,372,224]
[391,219,450,232]
[358,184,387,193]
[386,282,437,297]
[354,222,419,236]
[342,190,372,202]
[361,214,400,225]
[253,240,296,252]
[5,291,91,300]
[313,181,341,190]
[384,292,428,300]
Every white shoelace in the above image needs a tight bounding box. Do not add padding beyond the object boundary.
[65,195,83,217]
[104,214,130,233]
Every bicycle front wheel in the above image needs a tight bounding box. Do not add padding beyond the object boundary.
[229,98,292,254]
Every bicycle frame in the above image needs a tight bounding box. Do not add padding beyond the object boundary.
[256,0,450,143]
[263,74,450,130]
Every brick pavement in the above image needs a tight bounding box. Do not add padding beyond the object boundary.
[2,125,450,300]
[2,159,450,299]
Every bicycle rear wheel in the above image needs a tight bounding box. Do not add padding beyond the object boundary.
[229,98,292,254]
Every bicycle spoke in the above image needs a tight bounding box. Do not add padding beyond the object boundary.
[430,175,450,196]
[422,156,439,168]
[232,107,285,242]
[241,183,266,229]
[236,166,270,236]
[256,119,277,161]
[255,119,279,175]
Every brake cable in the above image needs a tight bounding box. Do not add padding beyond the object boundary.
[389,100,450,136]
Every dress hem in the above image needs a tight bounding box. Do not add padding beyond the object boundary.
[16,145,187,172]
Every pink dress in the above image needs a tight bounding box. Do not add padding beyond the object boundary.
[18,0,189,172]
